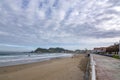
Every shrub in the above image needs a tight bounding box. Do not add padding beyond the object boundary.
[113,55,120,59]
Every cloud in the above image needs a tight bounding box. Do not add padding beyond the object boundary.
[0,0,120,50]
[0,31,9,36]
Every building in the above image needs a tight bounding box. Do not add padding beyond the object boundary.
[93,47,107,53]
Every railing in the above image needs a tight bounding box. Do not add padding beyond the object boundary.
[90,54,96,80]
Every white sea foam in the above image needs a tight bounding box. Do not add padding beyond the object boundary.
[0,53,73,67]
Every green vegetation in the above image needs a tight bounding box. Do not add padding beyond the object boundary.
[106,43,119,54]
[113,55,120,59]
[35,48,49,53]
[34,47,73,53]
[31,47,89,53]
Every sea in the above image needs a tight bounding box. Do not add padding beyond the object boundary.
[0,52,73,67]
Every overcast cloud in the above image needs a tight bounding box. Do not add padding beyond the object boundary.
[0,0,120,51]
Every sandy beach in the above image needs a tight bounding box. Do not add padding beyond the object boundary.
[0,54,87,80]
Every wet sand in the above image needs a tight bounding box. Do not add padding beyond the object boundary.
[0,54,87,80]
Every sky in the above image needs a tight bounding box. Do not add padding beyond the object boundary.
[0,0,120,52]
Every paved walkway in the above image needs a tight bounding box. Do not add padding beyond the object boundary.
[93,54,120,80]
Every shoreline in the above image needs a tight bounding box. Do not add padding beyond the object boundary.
[0,56,71,74]
[0,54,86,80]
[0,53,73,67]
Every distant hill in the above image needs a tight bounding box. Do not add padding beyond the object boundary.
[34,47,74,53]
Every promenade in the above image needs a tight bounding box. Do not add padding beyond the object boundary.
[93,54,120,80]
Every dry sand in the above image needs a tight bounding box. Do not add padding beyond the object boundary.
[0,54,87,80]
